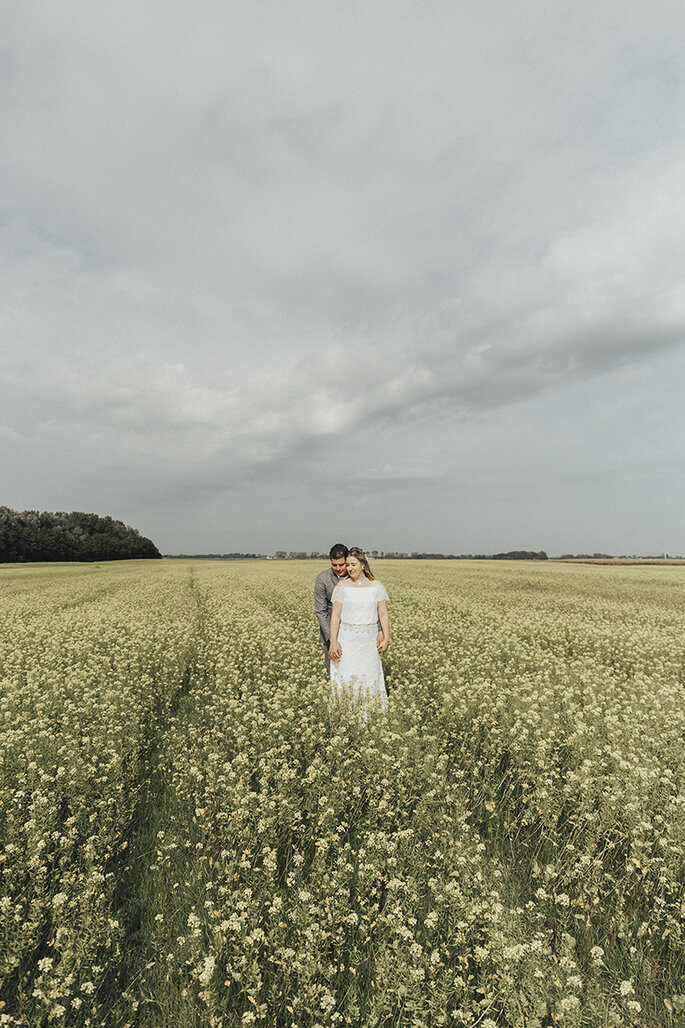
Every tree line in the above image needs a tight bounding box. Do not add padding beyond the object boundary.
[0,507,161,563]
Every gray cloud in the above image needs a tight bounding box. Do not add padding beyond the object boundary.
[2,1,685,552]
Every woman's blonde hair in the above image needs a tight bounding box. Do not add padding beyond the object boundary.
[348,546,375,580]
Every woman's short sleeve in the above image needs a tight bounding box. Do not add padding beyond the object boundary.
[332,584,344,604]
[376,582,389,602]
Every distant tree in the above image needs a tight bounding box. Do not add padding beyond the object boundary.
[0,508,161,563]
[492,550,548,560]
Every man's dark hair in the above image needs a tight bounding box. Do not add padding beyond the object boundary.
[329,543,348,560]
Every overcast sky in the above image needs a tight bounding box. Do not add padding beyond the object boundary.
[2,1,684,556]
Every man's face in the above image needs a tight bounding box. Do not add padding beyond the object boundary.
[330,555,348,577]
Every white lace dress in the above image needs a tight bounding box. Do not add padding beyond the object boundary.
[330,581,388,710]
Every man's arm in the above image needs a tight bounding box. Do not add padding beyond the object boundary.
[329,601,343,661]
[376,599,389,654]
[314,573,331,641]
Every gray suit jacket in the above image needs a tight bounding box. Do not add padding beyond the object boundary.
[314,567,346,646]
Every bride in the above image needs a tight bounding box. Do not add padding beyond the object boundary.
[328,547,389,710]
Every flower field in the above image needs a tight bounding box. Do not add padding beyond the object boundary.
[1,560,684,1026]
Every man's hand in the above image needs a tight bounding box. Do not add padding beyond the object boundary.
[329,641,343,662]
[376,632,388,654]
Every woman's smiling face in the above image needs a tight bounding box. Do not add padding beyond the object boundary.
[346,555,362,579]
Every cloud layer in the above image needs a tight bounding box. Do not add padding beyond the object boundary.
[2,1,684,551]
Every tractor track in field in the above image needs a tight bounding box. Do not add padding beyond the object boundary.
[98,575,209,1026]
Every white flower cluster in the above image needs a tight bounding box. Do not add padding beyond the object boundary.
[0,560,202,1024]
[2,557,683,1025]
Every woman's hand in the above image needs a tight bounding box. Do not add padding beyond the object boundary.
[376,633,389,654]
[329,640,342,662]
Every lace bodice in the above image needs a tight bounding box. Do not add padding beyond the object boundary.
[332,581,389,625]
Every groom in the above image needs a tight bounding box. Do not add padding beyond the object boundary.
[314,543,349,673]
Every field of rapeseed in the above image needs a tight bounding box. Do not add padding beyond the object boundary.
[1,559,684,1027]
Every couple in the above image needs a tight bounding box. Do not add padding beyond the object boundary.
[314,544,389,710]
